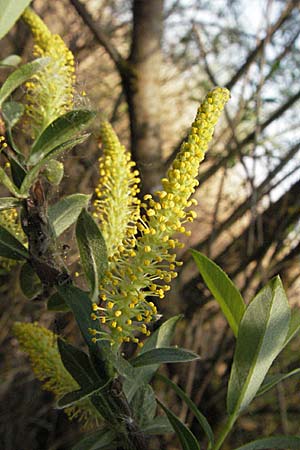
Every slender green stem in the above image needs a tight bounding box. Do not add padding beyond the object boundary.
[212,413,238,450]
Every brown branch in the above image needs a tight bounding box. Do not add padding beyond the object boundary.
[226,0,299,90]
[194,141,300,252]
[69,0,126,75]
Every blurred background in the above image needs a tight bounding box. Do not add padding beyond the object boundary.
[1,0,300,449]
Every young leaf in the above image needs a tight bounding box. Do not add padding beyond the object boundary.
[0,224,28,260]
[0,55,22,68]
[0,167,25,198]
[0,0,32,40]
[131,347,200,368]
[0,197,21,211]
[123,315,183,401]
[76,209,108,302]
[47,291,70,312]
[57,338,101,387]
[130,384,156,427]
[57,284,100,346]
[2,101,25,158]
[27,110,96,165]
[72,429,117,450]
[157,373,214,447]
[227,276,291,415]
[20,134,89,195]
[48,193,91,237]
[257,368,300,397]
[191,250,245,337]
[233,435,300,449]
[19,262,42,299]
[0,58,49,107]
[157,400,201,450]
[57,380,109,409]
[140,416,174,435]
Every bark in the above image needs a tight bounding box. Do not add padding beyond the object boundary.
[125,0,164,196]
[70,0,165,196]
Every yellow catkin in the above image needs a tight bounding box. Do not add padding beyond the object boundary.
[13,322,102,428]
[22,8,75,138]
[92,88,230,346]
[93,122,141,257]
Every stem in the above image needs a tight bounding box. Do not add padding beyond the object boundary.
[212,413,238,450]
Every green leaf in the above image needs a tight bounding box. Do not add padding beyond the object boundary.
[157,373,214,447]
[0,58,48,107]
[9,157,27,188]
[19,262,42,299]
[57,380,109,409]
[47,291,70,312]
[0,167,24,197]
[157,400,201,450]
[48,194,91,237]
[227,276,291,415]
[283,308,300,348]
[0,0,32,40]
[0,224,28,259]
[58,338,101,387]
[1,101,25,163]
[191,250,245,337]
[140,416,174,435]
[0,197,20,211]
[0,55,22,68]
[20,134,89,195]
[72,429,117,450]
[76,209,108,302]
[131,347,200,368]
[130,384,156,427]
[57,284,100,346]
[56,285,112,382]
[257,368,300,397]
[27,110,96,165]
[123,315,183,401]
[233,435,300,449]
[2,101,24,129]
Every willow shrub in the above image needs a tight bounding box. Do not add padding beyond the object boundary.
[1,5,300,450]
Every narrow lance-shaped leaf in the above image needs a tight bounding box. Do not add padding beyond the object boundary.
[123,315,183,401]
[0,58,49,107]
[0,167,25,198]
[48,194,91,237]
[157,400,201,450]
[191,250,245,337]
[1,101,25,158]
[0,224,28,260]
[71,429,117,450]
[76,209,108,302]
[282,308,300,348]
[227,276,291,415]
[57,338,101,387]
[27,110,96,165]
[56,284,113,381]
[57,380,110,409]
[131,347,200,368]
[257,368,300,397]
[156,373,214,447]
